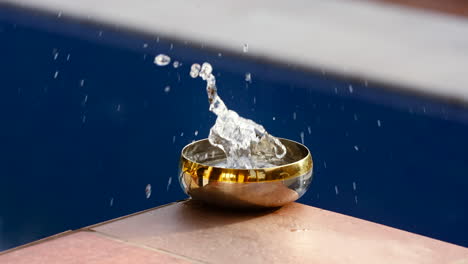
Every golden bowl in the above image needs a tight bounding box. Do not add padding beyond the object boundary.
[178,138,313,208]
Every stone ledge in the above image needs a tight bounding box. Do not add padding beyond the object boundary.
[2,201,466,263]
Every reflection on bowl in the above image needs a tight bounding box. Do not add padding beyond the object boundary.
[179,138,313,208]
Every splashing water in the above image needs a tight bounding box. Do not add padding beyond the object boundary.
[190,62,286,169]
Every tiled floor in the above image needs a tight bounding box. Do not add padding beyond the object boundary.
[1,201,467,263]
[0,231,191,264]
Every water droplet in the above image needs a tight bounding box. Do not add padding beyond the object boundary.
[53,71,59,79]
[164,86,171,93]
[245,73,252,83]
[335,185,339,195]
[324,161,327,168]
[218,53,222,57]
[116,104,121,112]
[272,117,276,121]
[190,63,201,78]
[180,132,184,137]
[154,54,171,66]
[348,85,354,93]
[194,130,199,136]
[166,177,172,191]
[172,135,176,143]
[353,114,358,121]
[300,132,305,144]
[66,54,71,61]
[142,43,148,48]
[57,11,62,18]
[81,115,86,124]
[293,112,297,120]
[145,184,152,199]
[377,120,381,127]
[53,52,59,60]
[243,43,249,53]
[110,198,114,207]
[253,97,256,104]
[82,94,88,106]
[307,126,312,134]
[354,195,358,204]
[98,30,103,37]
[354,145,359,151]
[173,61,180,68]
[177,73,181,83]
[334,87,338,94]
[199,63,213,80]
[170,43,174,50]
[353,181,357,191]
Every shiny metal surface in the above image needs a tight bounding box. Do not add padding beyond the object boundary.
[179,138,313,208]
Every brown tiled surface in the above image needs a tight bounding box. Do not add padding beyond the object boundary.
[92,201,468,264]
[2,201,467,263]
[0,231,191,264]
[370,0,468,17]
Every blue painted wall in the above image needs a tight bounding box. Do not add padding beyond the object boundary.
[0,6,467,250]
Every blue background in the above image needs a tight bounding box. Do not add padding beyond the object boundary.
[0,5,467,251]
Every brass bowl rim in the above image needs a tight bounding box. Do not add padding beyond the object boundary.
[181,137,312,171]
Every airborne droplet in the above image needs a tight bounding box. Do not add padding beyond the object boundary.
[199,63,213,80]
[154,54,171,66]
[245,73,252,83]
[166,177,172,191]
[243,43,249,53]
[145,184,152,199]
[190,63,201,78]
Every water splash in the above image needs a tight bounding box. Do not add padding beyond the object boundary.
[190,62,286,169]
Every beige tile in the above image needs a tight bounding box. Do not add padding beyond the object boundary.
[0,231,192,264]
[92,201,468,264]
